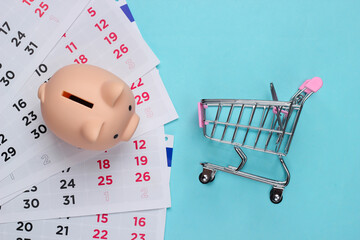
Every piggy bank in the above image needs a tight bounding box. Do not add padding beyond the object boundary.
[38,64,140,150]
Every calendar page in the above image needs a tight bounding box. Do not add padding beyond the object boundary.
[0,67,177,201]
[0,128,170,223]
[0,0,91,111]
[0,0,174,184]
[0,134,173,239]
[0,209,166,240]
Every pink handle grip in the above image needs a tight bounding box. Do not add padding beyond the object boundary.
[299,77,323,94]
[198,102,208,128]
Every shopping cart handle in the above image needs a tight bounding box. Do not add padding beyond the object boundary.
[198,102,208,128]
[299,77,323,94]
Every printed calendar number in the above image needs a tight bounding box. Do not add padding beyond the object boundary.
[35,64,48,76]
[93,229,108,239]
[24,42,38,55]
[98,175,113,186]
[24,186,37,193]
[16,221,33,232]
[96,214,108,223]
[133,217,146,227]
[2,147,16,162]
[35,2,49,18]
[13,99,27,111]
[135,172,151,182]
[97,159,110,169]
[56,225,69,236]
[95,19,109,32]
[0,134,8,146]
[65,42,78,53]
[131,78,144,90]
[133,140,146,150]
[23,198,40,209]
[135,156,148,166]
[104,32,118,45]
[131,233,146,240]
[60,179,76,189]
[22,0,35,6]
[0,21,10,35]
[113,44,128,59]
[74,54,88,64]
[63,195,75,205]
[0,70,15,87]
[16,238,31,240]
[87,7,96,17]
[135,92,150,105]
[22,111,38,126]
[11,31,26,47]
[31,124,47,139]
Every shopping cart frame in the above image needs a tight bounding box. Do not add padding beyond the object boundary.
[198,77,323,203]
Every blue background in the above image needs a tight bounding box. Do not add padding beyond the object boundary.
[128,1,360,239]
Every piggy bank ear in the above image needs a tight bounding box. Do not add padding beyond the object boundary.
[121,114,140,141]
[101,80,124,107]
[38,83,47,103]
[81,119,104,143]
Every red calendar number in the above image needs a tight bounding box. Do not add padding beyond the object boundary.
[95,19,109,32]
[96,214,108,223]
[135,92,150,105]
[104,32,118,45]
[87,7,96,17]
[113,44,128,59]
[135,156,148,166]
[74,55,88,64]
[131,233,145,240]
[97,159,110,169]
[93,229,108,239]
[98,175,113,186]
[133,140,146,150]
[35,2,49,18]
[133,217,146,227]
[135,172,150,182]
[131,78,144,90]
[22,0,34,6]
[65,42,77,53]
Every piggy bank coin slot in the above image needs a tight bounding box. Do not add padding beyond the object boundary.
[62,91,94,109]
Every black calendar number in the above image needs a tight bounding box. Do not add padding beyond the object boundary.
[62,167,71,173]
[11,31,26,47]
[63,195,75,205]
[0,70,15,87]
[13,99,27,111]
[16,222,33,232]
[2,147,16,162]
[0,134,7,146]
[0,21,10,35]
[60,179,76,189]
[23,198,40,209]
[24,41,38,55]
[24,186,37,193]
[16,238,31,240]
[31,124,47,139]
[35,64,48,77]
[56,225,69,236]
[22,111,38,126]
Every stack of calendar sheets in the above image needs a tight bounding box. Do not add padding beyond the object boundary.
[0,0,177,239]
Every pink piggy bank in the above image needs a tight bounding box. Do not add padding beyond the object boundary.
[38,64,140,150]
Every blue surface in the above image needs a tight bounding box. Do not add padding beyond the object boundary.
[128,1,360,239]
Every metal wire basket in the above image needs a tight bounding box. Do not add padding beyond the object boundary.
[197,77,323,203]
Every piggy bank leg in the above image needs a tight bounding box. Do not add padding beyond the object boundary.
[121,114,140,141]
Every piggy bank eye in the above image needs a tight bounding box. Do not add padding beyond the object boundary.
[128,105,132,111]
[113,134,119,139]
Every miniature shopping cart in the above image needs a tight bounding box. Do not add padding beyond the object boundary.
[197,77,323,204]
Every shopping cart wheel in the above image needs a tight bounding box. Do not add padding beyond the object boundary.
[270,188,283,204]
[199,169,215,184]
